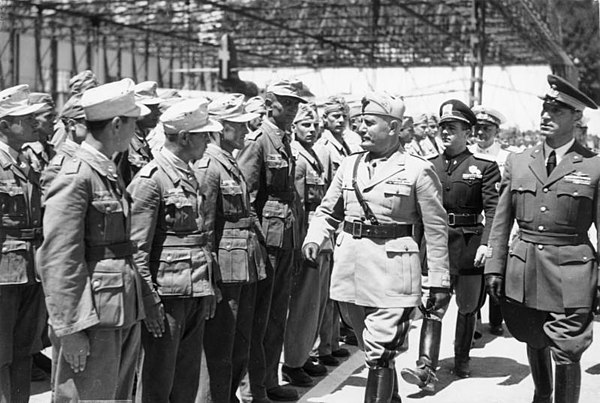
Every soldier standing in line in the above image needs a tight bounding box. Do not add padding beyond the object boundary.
[194,93,267,403]
[486,75,600,403]
[128,98,220,403]
[303,92,451,403]
[244,96,267,133]
[405,113,442,157]
[237,79,306,402]
[0,84,46,403]
[38,78,151,401]
[22,93,57,174]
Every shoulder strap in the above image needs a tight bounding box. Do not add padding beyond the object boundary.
[351,155,379,225]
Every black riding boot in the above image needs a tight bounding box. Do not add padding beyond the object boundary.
[454,312,476,378]
[364,366,394,403]
[527,346,552,403]
[555,363,581,403]
[400,318,441,391]
[391,369,402,403]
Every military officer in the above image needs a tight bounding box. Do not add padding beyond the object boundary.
[282,103,331,386]
[193,93,267,403]
[303,92,450,403]
[237,79,306,402]
[128,98,219,403]
[486,75,600,403]
[0,84,46,403]
[38,79,150,401]
[401,100,500,390]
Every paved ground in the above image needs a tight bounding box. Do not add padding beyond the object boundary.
[30,299,600,402]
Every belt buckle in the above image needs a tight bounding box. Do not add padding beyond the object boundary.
[352,220,363,239]
[447,213,455,226]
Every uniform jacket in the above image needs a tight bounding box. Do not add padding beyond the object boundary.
[237,120,298,250]
[314,129,355,183]
[485,141,600,312]
[128,148,215,302]
[38,145,146,337]
[428,149,500,275]
[40,138,79,195]
[0,147,42,285]
[194,143,267,284]
[116,125,154,185]
[304,148,450,308]
[22,141,55,174]
[469,142,511,177]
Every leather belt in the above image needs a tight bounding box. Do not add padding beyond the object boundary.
[518,229,588,246]
[86,241,137,261]
[447,213,480,227]
[267,191,295,202]
[343,220,413,239]
[1,227,42,240]
[154,233,207,247]
[224,217,254,229]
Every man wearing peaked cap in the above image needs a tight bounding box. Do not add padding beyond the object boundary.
[38,78,150,401]
[486,74,600,403]
[129,97,220,402]
[0,84,46,403]
[22,92,57,174]
[304,91,450,403]
[402,99,501,390]
[193,93,268,403]
[236,78,307,402]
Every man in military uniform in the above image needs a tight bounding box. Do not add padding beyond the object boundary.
[405,113,443,157]
[38,79,150,401]
[401,100,500,390]
[244,96,267,133]
[282,103,330,386]
[303,92,450,403]
[22,92,56,174]
[237,79,306,402]
[128,98,219,403]
[194,93,267,403]
[0,84,46,403]
[486,75,600,403]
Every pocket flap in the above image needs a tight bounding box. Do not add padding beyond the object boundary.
[559,244,596,265]
[91,271,123,291]
[384,184,411,197]
[1,239,28,253]
[0,185,24,196]
[221,184,243,196]
[219,238,249,251]
[508,240,527,262]
[262,202,287,218]
[511,178,537,193]
[159,249,191,263]
[385,238,419,253]
[557,183,594,199]
[91,200,123,214]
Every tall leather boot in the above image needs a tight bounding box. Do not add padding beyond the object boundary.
[391,369,402,403]
[364,366,394,403]
[555,363,581,403]
[527,346,552,403]
[400,318,441,392]
[454,312,476,378]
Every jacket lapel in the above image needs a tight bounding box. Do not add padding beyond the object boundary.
[545,143,584,187]
[363,151,406,191]
[528,144,547,184]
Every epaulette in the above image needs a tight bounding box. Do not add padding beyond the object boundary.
[473,152,496,162]
[195,156,211,169]
[63,158,82,175]
[139,162,159,178]
[245,130,262,141]
[49,154,65,167]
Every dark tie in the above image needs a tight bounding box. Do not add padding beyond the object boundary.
[546,150,556,176]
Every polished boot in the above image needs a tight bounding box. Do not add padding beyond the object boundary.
[555,363,581,403]
[391,369,402,403]
[454,312,476,378]
[527,346,552,403]
[400,318,441,392]
[364,366,394,403]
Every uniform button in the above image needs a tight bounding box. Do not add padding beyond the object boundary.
[543,188,549,193]
[404,246,409,251]
[360,217,366,222]
[2,247,7,252]
[583,256,588,261]
[574,191,579,196]
[537,225,545,232]
[93,279,101,287]
[540,206,547,212]
[518,186,523,191]
[537,244,544,250]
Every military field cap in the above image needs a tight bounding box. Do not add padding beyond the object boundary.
[414,112,438,125]
[322,95,349,115]
[347,100,362,118]
[360,92,405,120]
[81,78,151,121]
[0,85,46,119]
[293,103,318,124]
[266,79,307,103]
[159,89,181,99]
[439,99,477,126]
[134,81,161,105]
[471,105,506,126]
[209,93,259,123]
[69,70,98,96]
[29,92,55,114]
[540,74,597,111]
[402,116,414,129]
[161,98,223,134]
[244,96,266,114]
[60,95,85,120]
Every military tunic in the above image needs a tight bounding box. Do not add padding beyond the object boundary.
[116,125,154,185]
[22,141,55,174]
[40,138,79,194]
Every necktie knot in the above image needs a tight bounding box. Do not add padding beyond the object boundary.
[546,150,556,176]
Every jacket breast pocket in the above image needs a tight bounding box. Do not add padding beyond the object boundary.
[384,184,412,217]
[555,183,594,226]
[384,238,420,296]
[511,178,537,222]
[90,199,124,240]
[220,182,246,219]
[91,271,125,327]
[164,192,194,230]
[0,240,30,284]
[0,184,26,226]
[455,178,481,208]
[218,238,250,282]
[261,202,289,248]
[265,155,289,186]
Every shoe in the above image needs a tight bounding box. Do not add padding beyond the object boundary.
[317,354,339,367]
[341,333,358,346]
[490,324,504,336]
[281,365,313,387]
[331,348,350,358]
[266,385,298,401]
[303,359,328,376]
[400,366,437,393]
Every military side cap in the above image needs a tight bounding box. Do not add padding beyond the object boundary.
[402,116,414,129]
[266,79,307,103]
[439,99,477,126]
[209,93,259,123]
[347,100,362,118]
[244,96,266,114]
[322,95,348,115]
[81,78,150,121]
[134,81,161,105]
[541,74,597,111]
[0,85,46,119]
[159,89,181,99]
[29,92,55,114]
[471,105,506,126]
[293,103,318,123]
[161,98,223,134]
[60,95,85,120]
[360,92,405,120]
[69,70,98,96]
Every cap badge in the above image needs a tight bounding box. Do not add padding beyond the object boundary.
[442,104,454,116]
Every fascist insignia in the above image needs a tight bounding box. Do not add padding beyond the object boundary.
[462,165,483,180]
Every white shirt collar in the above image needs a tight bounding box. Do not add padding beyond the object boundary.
[544,138,575,165]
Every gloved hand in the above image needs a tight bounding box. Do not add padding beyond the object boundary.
[302,242,320,264]
[486,274,504,304]
[425,287,451,313]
